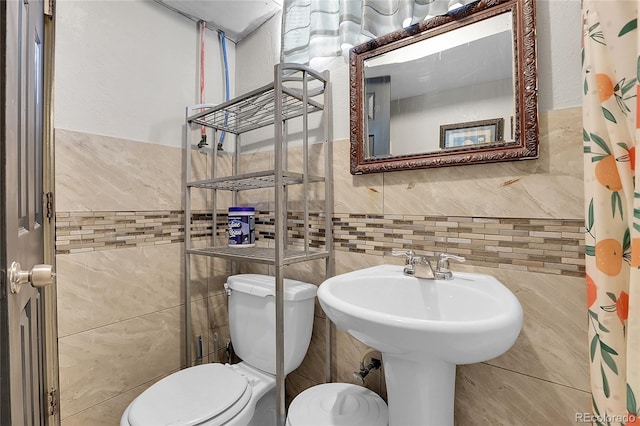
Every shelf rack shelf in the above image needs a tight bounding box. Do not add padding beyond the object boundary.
[186,170,325,191]
[183,63,333,426]
[186,246,330,265]
[187,68,327,135]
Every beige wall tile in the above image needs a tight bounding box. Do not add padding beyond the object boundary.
[190,298,210,364]
[335,251,382,275]
[211,324,232,363]
[235,149,274,209]
[382,107,583,219]
[58,307,181,418]
[456,264,589,392]
[285,141,327,177]
[189,252,211,303]
[238,262,271,276]
[207,293,229,360]
[293,316,328,386]
[55,129,182,212]
[332,328,386,399]
[190,149,233,211]
[54,105,588,422]
[285,372,317,407]
[285,143,330,212]
[281,258,329,286]
[455,363,590,425]
[60,376,160,425]
[333,139,384,214]
[208,257,232,297]
[56,244,182,337]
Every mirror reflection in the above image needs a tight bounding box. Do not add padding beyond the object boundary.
[363,12,514,158]
[350,0,538,174]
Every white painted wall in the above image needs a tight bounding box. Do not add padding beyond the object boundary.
[536,0,582,111]
[238,0,582,142]
[54,0,236,148]
[54,0,580,147]
[236,10,282,95]
[390,79,514,154]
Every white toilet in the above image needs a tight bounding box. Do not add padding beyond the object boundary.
[120,274,317,426]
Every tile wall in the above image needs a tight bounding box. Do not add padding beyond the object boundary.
[55,106,590,425]
[285,106,591,424]
[54,129,230,425]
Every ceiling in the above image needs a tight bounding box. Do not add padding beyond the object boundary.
[154,0,283,42]
[366,30,514,100]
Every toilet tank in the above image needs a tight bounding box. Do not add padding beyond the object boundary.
[226,274,317,376]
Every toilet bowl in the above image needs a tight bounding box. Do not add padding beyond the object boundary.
[120,274,317,426]
[121,363,274,426]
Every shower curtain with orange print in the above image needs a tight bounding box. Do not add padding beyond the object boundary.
[582,1,640,423]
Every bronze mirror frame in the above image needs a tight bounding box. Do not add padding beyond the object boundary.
[349,0,538,175]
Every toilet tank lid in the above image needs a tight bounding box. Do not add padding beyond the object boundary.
[226,274,317,301]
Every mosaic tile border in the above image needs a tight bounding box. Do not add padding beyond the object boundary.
[55,211,186,254]
[55,211,585,277]
[333,214,585,277]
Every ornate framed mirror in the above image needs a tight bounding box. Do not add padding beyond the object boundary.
[349,0,538,174]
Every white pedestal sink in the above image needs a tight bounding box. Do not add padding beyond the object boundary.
[317,264,523,426]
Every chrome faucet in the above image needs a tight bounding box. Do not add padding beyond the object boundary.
[391,251,465,280]
[434,253,466,279]
[391,250,435,279]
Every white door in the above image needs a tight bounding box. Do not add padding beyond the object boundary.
[1,0,54,424]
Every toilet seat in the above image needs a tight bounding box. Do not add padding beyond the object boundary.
[127,363,252,426]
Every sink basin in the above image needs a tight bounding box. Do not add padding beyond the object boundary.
[317,264,522,364]
[317,264,523,425]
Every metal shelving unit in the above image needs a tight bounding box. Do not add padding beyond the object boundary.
[187,169,325,191]
[183,63,333,426]
[188,81,326,134]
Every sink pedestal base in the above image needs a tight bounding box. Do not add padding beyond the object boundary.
[382,354,456,426]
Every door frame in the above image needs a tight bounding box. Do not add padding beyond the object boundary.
[42,2,59,423]
[0,0,59,423]
[1,2,8,420]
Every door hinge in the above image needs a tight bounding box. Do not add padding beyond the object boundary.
[45,192,54,221]
[47,388,58,416]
